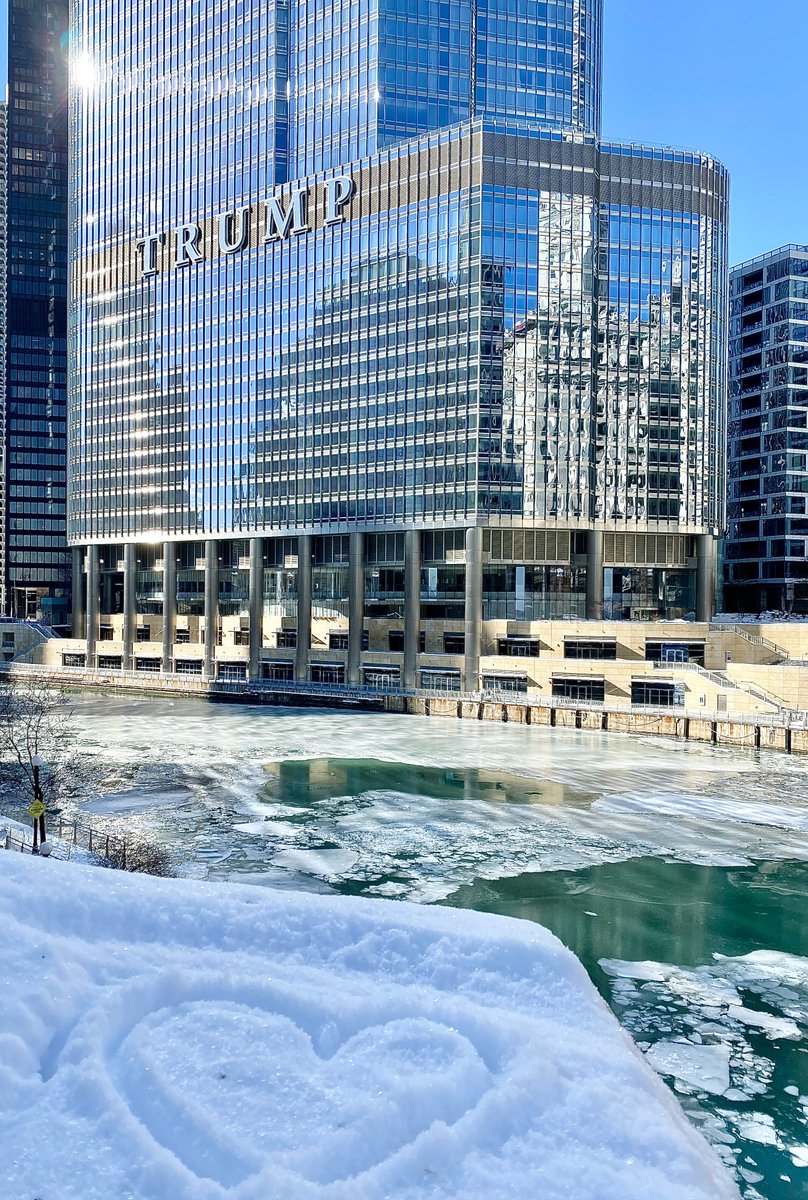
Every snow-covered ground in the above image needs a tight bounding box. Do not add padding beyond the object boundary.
[714,612,808,624]
[0,854,738,1200]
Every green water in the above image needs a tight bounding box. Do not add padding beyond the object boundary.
[443,858,807,971]
[444,860,808,1200]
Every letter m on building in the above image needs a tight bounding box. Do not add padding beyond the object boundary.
[264,189,308,241]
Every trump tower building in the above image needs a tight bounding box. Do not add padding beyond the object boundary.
[66,0,729,693]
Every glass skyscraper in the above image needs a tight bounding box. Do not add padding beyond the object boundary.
[5,0,71,625]
[0,101,7,618]
[725,245,808,613]
[67,0,728,688]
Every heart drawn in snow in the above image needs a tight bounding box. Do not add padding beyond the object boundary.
[78,973,494,1192]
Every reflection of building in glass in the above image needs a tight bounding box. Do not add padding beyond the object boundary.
[725,245,808,613]
[67,0,728,687]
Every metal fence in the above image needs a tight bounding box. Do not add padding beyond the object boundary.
[53,817,130,866]
[2,816,130,865]
[3,828,32,853]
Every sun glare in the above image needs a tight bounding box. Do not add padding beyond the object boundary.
[72,52,98,92]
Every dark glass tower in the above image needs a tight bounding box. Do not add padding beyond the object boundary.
[5,0,70,625]
[725,245,808,613]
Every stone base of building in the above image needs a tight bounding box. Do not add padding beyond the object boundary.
[34,576,808,715]
[68,528,720,691]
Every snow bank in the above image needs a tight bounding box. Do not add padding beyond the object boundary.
[0,855,737,1200]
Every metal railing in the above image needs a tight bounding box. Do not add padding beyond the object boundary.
[712,623,787,660]
[3,828,32,853]
[0,617,60,640]
[732,627,787,659]
[653,660,740,689]
[220,676,808,728]
[2,815,130,865]
[54,816,130,866]
[650,659,802,716]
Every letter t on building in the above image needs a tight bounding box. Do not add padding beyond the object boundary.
[135,233,164,276]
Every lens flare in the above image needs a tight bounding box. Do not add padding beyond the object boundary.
[72,53,98,92]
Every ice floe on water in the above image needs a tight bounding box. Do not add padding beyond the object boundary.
[591,792,808,832]
[600,952,808,1196]
[20,697,806,900]
[646,1042,732,1097]
[0,854,739,1200]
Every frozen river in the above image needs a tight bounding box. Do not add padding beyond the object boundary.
[9,694,808,1199]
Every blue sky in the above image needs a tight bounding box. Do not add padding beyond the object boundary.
[602,0,807,265]
[1,0,805,265]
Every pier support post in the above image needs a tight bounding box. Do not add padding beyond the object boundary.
[86,545,99,669]
[696,534,717,623]
[204,539,218,680]
[586,530,604,620]
[71,547,85,639]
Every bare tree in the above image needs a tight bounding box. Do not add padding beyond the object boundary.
[0,679,81,847]
[101,836,174,876]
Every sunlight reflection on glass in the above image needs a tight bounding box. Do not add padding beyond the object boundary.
[72,52,97,92]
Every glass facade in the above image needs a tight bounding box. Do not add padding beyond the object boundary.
[6,0,71,625]
[68,122,727,545]
[596,156,726,531]
[289,0,601,175]
[725,246,808,613]
[0,102,7,617]
[67,0,727,673]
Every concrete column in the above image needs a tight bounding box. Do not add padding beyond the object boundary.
[585,529,604,620]
[86,545,99,668]
[295,534,312,682]
[463,526,483,693]
[696,534,717,623]
[248,537,264,681]
[204,539,218,680]
[122,543,136,671]
[347,532,364,687]
[403,529,421,690]
[71,547,85,639]
[162,541,177,674]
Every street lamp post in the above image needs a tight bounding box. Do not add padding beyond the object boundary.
[32,753,46,849]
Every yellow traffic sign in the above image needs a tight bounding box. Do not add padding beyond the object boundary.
[28,800,45,820]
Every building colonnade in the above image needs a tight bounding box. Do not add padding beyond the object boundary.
[72,530,718,690]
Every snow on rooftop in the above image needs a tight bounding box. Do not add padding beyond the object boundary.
[0,855,738,1200]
